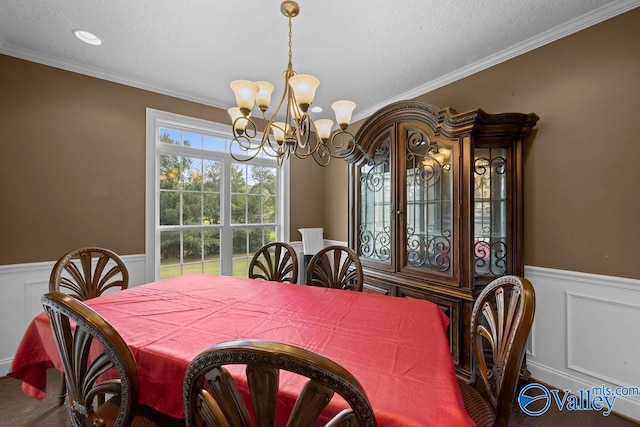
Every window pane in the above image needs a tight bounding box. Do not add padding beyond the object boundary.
[204,229,220,260]
[204,229,221,274]
[183,158,202,191]
[252,165,276,195]
[203,261,221,275]
[232,228,247,255]
[160,230,181,266]
[231,194,246,224]
[203,193,220,225]
[183,229,202,263]
[182,131,202,149]
[183,192,202,225]
[249,228,265,253]
[160,265,181,280]
[231,164,247,193]
[159,154,180,190]
[232,228,250,277]
[159,128,181,145]
[204,135,227,152]
[203,160,221,192]
[247,165,260,194]
[183,262,204,274]
[232,257,248,277]
[265,227,276,242]
[263,196,276,222]
[247,195,261,224]
[160,191,180,225]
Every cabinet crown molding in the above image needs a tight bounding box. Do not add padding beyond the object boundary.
[348,101,539,165]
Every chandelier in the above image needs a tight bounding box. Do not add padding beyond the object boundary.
[227,1,357,167]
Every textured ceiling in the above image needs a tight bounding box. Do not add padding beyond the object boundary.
[1,0,638,122]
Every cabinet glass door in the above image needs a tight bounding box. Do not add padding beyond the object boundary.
[473,147,508,278]
[403,126,455,278]
[357,133,393,269]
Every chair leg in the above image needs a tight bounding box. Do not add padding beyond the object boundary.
[57,372,66,406]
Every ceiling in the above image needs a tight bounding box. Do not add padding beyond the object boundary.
[1,0,638,123]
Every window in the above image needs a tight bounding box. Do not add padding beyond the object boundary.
[145,109,289,282]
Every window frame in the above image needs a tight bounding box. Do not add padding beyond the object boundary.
[145,108,290,282]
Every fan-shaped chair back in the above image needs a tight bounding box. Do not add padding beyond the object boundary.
[42,291,138,427]
[184,339,377,427]
[49,247,129,300]
[305,245,363,291]
[248,242,298,283]
[458,275,536,427]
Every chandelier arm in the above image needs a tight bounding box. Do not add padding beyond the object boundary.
[270,68,293,125]
[309,145,332,166]
[261,129,288,158]
[230,134,261,162]
[293,115,313,150]
[327,130,358,158]
[305,118,358,160]
[232,117,258,141]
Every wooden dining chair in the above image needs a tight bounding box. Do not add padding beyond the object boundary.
[248,242,299,284]
[457,275,536,427]
[50,246,129,406]
[42,292,183,427]
[50,246,129,300]
[184,339,377,427]
[305,245,364,291]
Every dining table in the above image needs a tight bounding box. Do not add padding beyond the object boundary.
[10,273,474,426]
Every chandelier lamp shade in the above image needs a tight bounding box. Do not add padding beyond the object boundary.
[227,1,357,167]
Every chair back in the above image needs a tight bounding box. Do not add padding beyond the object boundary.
[305,245,363,291]
[42,291,139,427]
[184,339,377,427]
[248,242,298,284]
[470,275,536,426]
[50,247,129,300]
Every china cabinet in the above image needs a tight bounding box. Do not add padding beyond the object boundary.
[346,101,539,376]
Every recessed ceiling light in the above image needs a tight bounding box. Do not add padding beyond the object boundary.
[72,29,102,46]
[310,106,323,113]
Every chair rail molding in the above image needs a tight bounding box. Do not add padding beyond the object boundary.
[524,265,640,421]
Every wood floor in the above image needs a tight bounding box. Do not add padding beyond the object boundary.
[0,368,638,426]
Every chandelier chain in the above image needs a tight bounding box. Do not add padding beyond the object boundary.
[288,14,293,67]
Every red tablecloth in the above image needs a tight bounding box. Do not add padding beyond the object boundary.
[10,273,474,426]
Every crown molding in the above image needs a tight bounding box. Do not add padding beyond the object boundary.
[353,0,640,122]
[0,44,229,111]
[1,0,638,122]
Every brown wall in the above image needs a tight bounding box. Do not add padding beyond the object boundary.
[323,8,640,280]
[290,157,325,240]
[3,8,640,279]
[0,54,320,264]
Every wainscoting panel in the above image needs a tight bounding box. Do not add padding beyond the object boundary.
[23,280,48,328]
[567,292,640,388]
[525,266,640,421]
[0,254,146,376]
